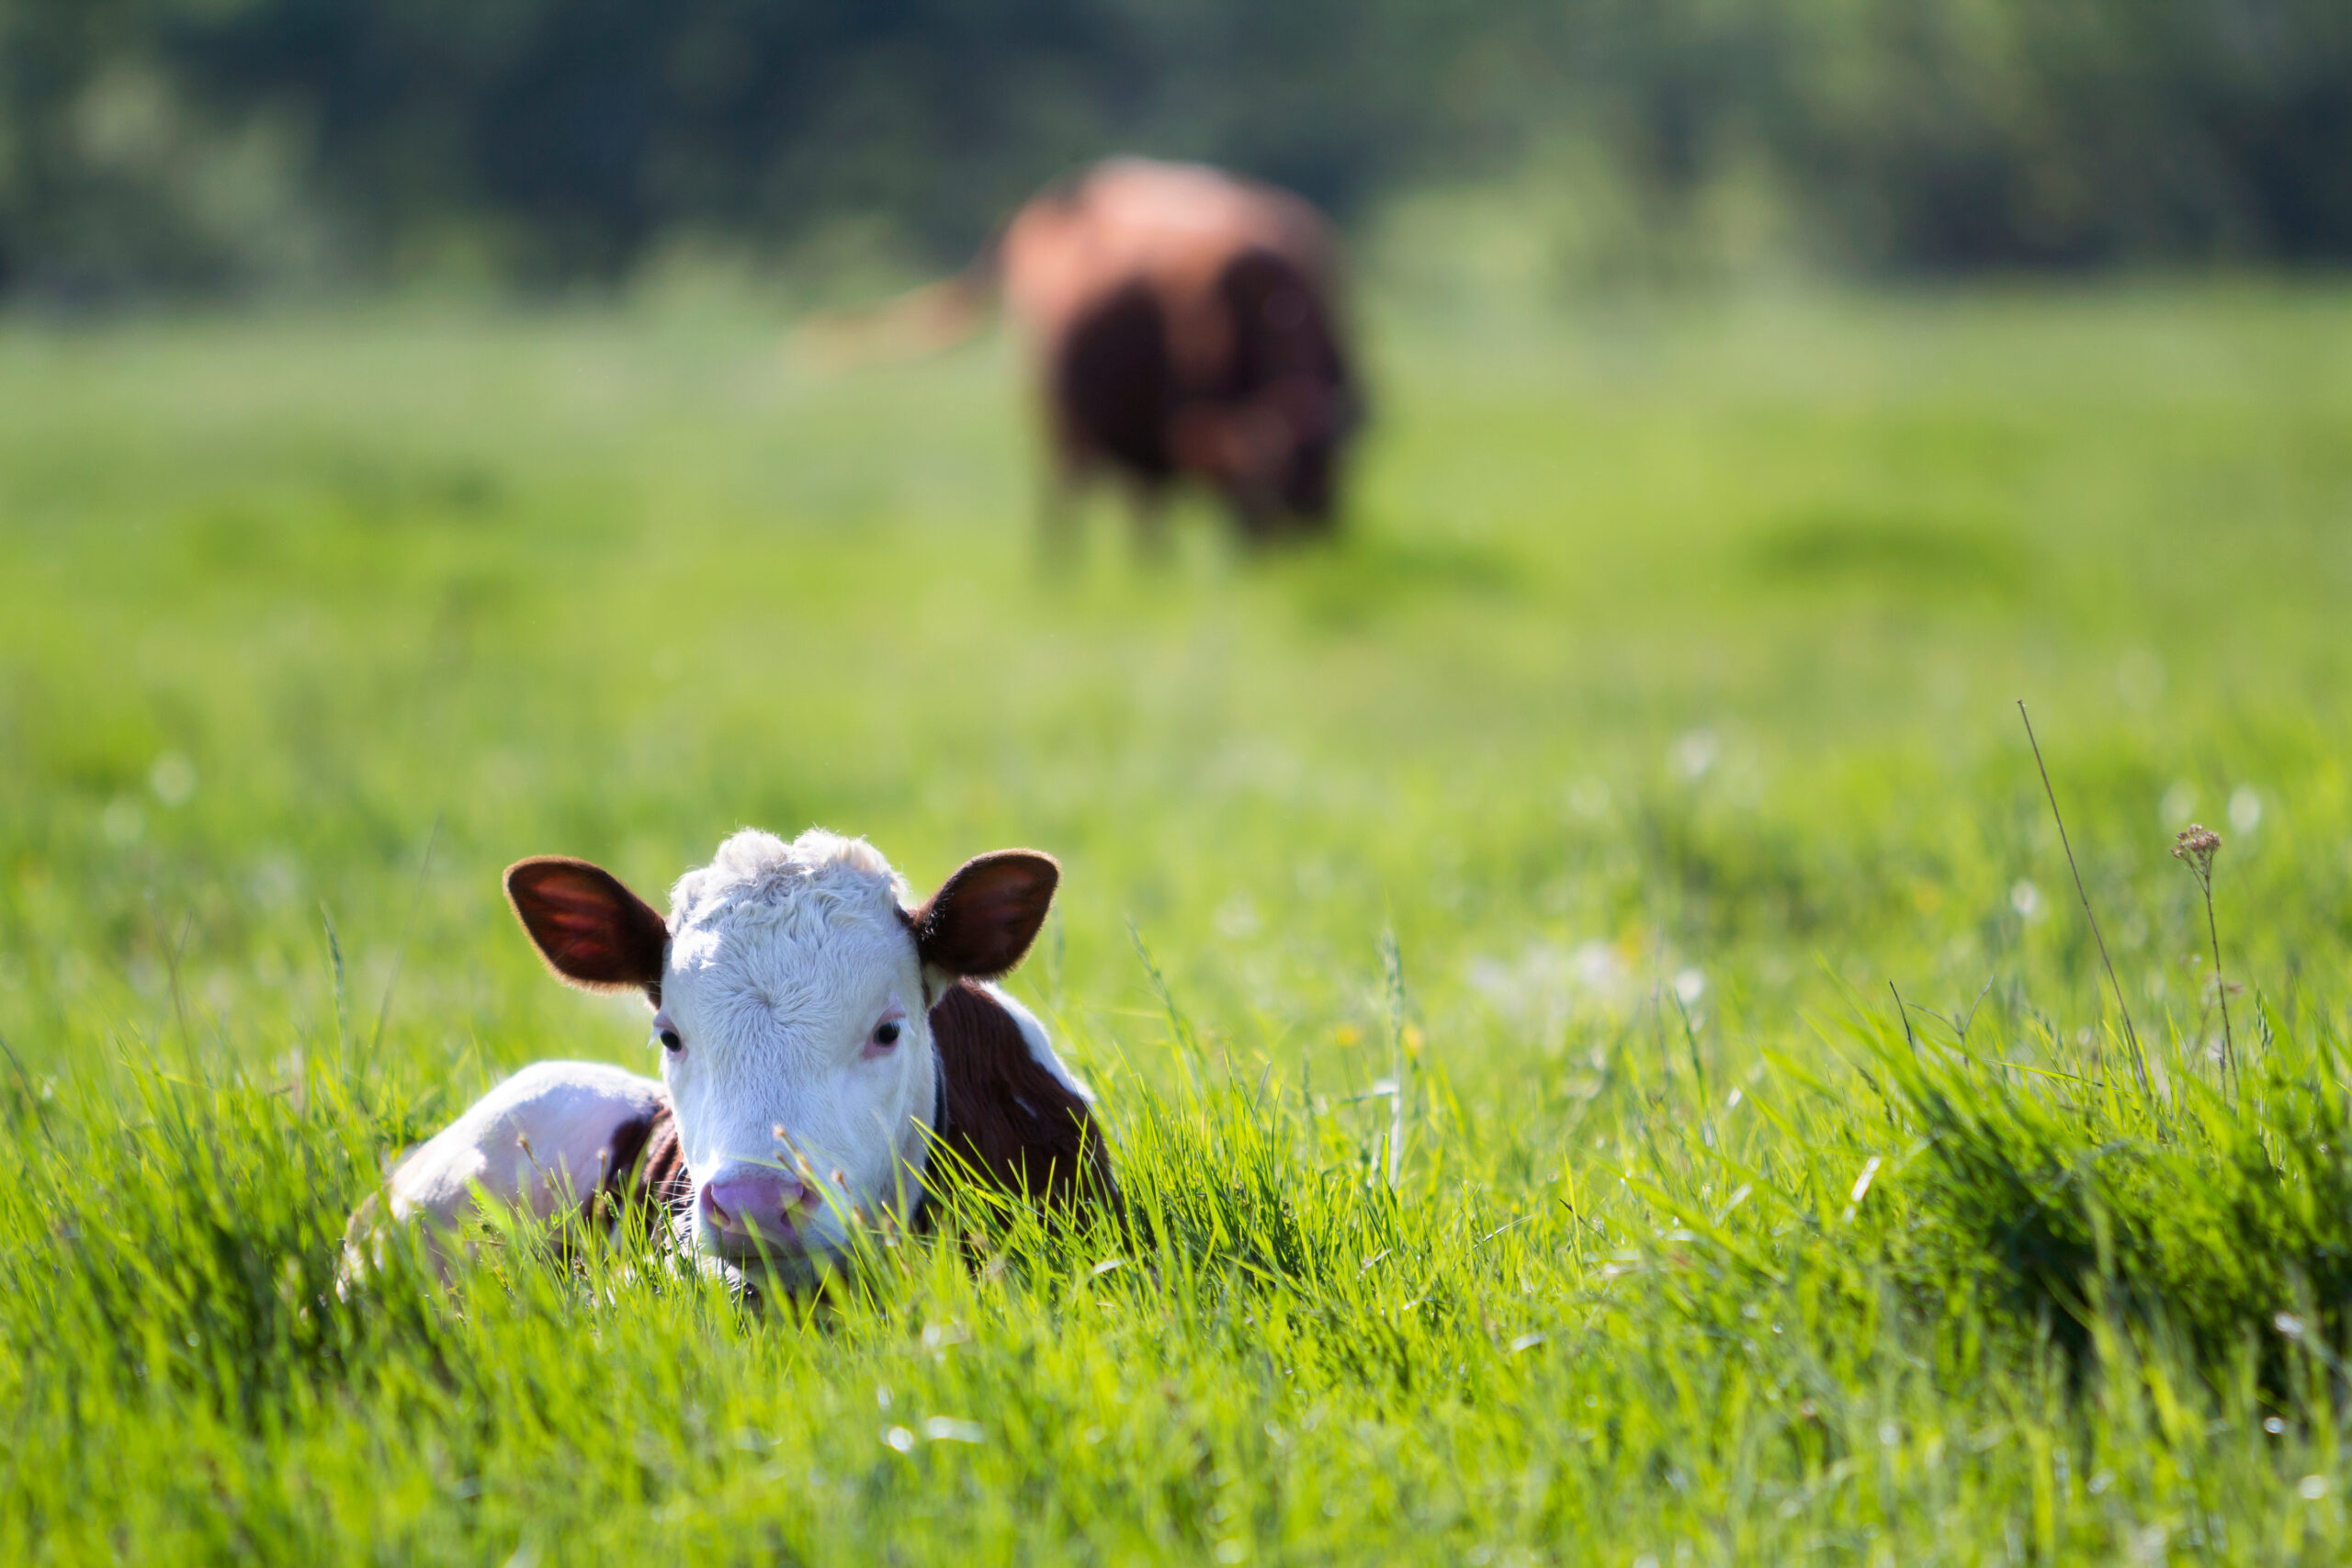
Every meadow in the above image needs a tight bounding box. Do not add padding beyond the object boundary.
[3,281,2351,1562]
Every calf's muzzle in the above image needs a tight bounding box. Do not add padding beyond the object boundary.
[699,1168,815,1247]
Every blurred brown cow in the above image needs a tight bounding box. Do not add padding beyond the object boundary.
[810,158,1363,548]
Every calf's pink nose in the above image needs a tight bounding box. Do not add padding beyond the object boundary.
[700,1170,811,1239]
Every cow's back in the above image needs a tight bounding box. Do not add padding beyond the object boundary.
[999,158,1336,367]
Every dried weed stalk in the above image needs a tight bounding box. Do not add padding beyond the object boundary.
[2171,822,2237,1088]
[2017,702,2148,1093]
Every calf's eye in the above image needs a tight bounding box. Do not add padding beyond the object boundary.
[660,1028,684,1053]
[872,1021,902,1048]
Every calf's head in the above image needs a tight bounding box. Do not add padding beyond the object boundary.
[504,829,1057,1266]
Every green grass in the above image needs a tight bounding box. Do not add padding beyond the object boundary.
[5,281,2352,1562]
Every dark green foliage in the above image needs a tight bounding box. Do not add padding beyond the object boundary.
[1867,1010,2352,1397]
[3,0,2351,294]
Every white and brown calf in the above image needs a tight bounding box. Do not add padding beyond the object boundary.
[353,829,1112,1280]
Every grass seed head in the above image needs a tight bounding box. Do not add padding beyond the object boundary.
[2171,823,2221,890]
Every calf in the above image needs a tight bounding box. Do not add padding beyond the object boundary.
[352,829,1110,1283]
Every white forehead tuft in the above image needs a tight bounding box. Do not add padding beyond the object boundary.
[667,828,910,937]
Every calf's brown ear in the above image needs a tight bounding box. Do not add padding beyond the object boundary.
[910,851,1059,979]
[505,857,668,998]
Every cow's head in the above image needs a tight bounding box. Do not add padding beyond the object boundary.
[1173,246,1361,535]
[503,829,1057,1269]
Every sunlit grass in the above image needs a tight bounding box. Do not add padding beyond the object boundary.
[3,285,2351,1561]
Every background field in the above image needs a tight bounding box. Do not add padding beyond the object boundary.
[5,286,2352,1562]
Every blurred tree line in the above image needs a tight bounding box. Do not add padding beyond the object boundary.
[1,0,2347,298]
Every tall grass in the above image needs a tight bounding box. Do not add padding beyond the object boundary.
[8,964,2352,1562]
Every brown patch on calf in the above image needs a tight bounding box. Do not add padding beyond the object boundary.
[505,857,668,1001]
[929,980,1115,1210]
[597,1102,693,1234]
[906,851,1109,1211]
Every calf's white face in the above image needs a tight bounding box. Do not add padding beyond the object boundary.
[505,829,1057,1268]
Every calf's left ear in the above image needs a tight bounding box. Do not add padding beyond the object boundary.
[909,850,1059,981]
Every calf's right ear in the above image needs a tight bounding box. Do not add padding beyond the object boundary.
[504,857,668,999]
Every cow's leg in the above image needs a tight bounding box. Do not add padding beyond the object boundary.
[344,1061,664,1282]
[1038,457,1089,570]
